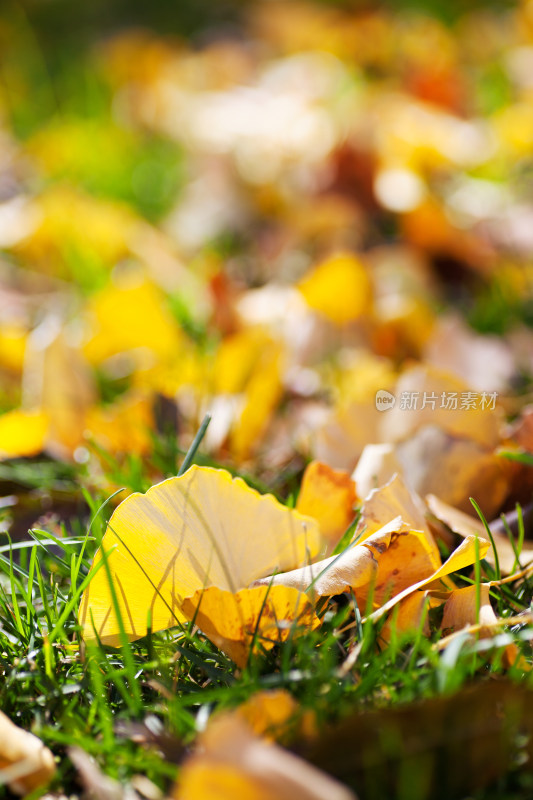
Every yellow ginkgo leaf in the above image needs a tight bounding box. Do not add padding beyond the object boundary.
[298,252,372,325]
[380,591,432,643]
[213,328,272,395]
[181,585,319,668]
[442,583,495,632]
[230,343,284,461]
[0,324,27,374]
[79,466,320,646]
[355,473,440,564]
[175,761,276,800]
[83,277,183,366]
[368,534,490,624]
[360,526,442,610]
[14,186,134,277]
[84,393,153,455]
[173,714,356,800]
[0,409,48,460]
[254,518,405,596]
[296,461,357,552]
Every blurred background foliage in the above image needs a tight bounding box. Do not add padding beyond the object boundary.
[2,0,533,496]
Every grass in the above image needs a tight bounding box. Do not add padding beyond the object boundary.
[1,425,533,799]
[1,1,533,795]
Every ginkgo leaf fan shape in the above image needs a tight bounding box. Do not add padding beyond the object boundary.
[80,466,321,646]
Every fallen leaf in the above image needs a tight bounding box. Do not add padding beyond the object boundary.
[181,585,319,667]
[83,277,183,366]
[85,393,154,456]
[0,409,48,459]
[253,519,401,596]
[380,364,502,448]
[360,526,441,610]
[80,466,321,646]
[424,314,514,393]
[296,461,357,552]
[256,475,444,610]
[351,444,402,501]
[0,710,55,795]
[213,329,272,395]
[23,315,95,458]
[367,534,490,624]
[0,323,27,374]
[379,590,432,643]
[305,681,533,799]
[230,342,284,461]
[426,493,533,574]
[441,583,522,667]
[298,252,372,325]
[233,689,316,743]
[395,426,511,518]
[14,186,134,278]
[314,400,381,472]
[355,473,439,561]
[441,583,493,631]
[173,714,356,800]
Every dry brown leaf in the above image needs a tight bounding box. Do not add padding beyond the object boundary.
[0,710,55,795]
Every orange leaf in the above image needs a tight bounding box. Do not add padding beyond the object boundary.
[181,585,319,668]
[173,714,356,800]
[296,461,357,552]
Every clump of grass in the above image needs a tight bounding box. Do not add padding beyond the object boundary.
[0,426,532,799]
